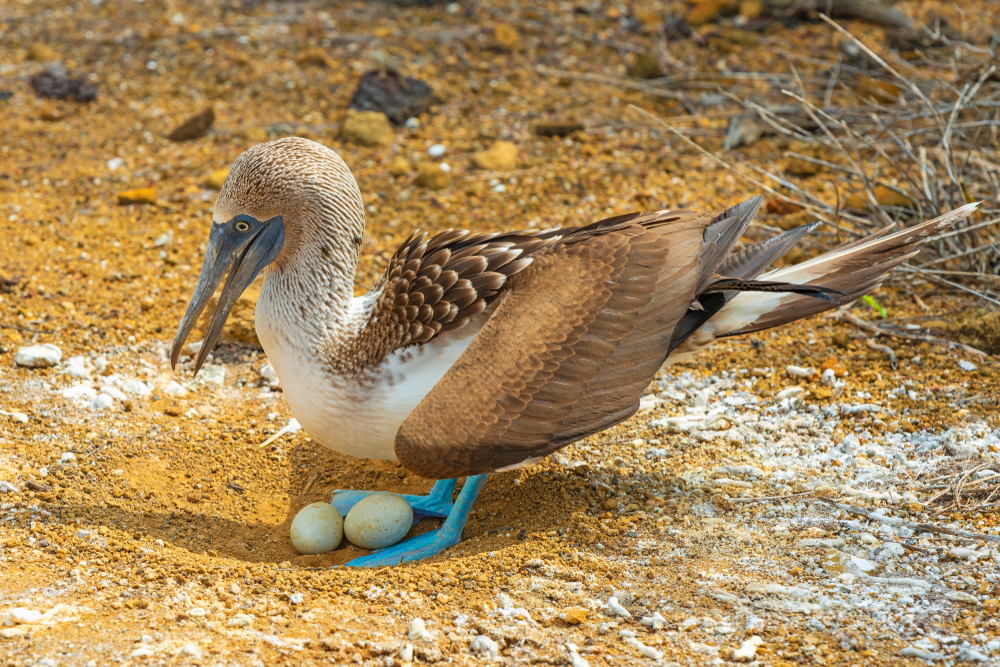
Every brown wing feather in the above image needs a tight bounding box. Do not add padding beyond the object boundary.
[394,210,710,478]
[341,209,675,374]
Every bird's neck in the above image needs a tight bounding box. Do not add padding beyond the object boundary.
[259,218,365,350]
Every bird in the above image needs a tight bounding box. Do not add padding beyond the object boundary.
[170,137,977,566]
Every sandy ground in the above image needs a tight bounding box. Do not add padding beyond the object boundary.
[2,0,1000,665]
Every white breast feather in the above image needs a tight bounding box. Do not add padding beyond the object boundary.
[256,295,482,461]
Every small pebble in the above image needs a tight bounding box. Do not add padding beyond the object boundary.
[399,643,413,662]
[427,144,446,158]
[290,502,343,555]
[959,359,977,372]
[178,644,203,659]
[732,636,763,662]
[14,344,62,368]
[469,635,499,658]
[607,596,631,618]
[344,493,413,550]
[408,618,433,642]
[228,613,253,628]
[4,608,42,625]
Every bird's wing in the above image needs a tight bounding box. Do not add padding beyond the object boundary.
[392,208,715,478]
[348,211,658,372]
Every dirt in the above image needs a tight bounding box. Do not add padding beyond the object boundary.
[949,309,1000,357]
[1,0,999,666]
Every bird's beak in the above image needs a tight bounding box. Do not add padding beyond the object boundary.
[171,215,284,374]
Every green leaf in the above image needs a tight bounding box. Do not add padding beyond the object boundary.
[863,295,888,319]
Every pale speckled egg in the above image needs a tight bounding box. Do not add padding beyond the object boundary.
[290,502,343,555]
[343,493,414,550]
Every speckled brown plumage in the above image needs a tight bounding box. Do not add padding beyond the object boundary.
[335,229,543,375]
[394,208,709,478]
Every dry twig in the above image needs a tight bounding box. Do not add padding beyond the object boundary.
[835,311,988,357]
[817,497,1000,545]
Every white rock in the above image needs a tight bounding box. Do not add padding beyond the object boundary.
[120,379,152,396]
[638,394,663,411]
[344,493,413,550]
[100,385,127,401]
[107,157,125,171]
[399,642,414,662]
[821,368,836,385]
[260,363,280,388]
[130,647,155,658]
[946,590,979,604]
[607,597,631,618]
[14,344,61,368]
[949,547,987,562]
[469,635,499,658]
[163,380,187,397]
[91,394,114,410]
[290,503,343,555]
[438,162,451,172]
[427,144,446,158]
[786,365,815,377]
[797,538,845,548]
[4,608,42,625]
[624,637,661,660]
[745,615,766,634]
[959,360,977,372]
[567,647,590,667]
[195,364,226,386]
[0,481,18,494]
[733,636,763,662]
[153,230,173,247]
[408,618,434,642]
[776,386,803,400]
[60,452,77,464]
[178,643,203,659]
[6,412,28,424]
[900,646,944,661]
[694,389,711,408]
[227,614,253,628]
[60,384,97,401]
[640,611,666,629]
[957,647,990,662]
[63,356,94,378]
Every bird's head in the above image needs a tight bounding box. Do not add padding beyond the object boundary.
[170,137,365,373]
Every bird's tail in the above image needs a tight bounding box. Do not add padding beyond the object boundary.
[666,201,979,362]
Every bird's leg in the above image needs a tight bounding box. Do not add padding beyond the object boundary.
[343,474,487,567]
[331,478,457,521]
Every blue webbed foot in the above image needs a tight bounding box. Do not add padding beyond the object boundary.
[340,474,487,567]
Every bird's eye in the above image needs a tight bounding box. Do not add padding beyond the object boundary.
[234,220,251,232]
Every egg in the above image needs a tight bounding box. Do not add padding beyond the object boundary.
[343,493,414,550]
[289,502,343,555]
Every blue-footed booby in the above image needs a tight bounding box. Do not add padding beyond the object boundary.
[171,137,977,566]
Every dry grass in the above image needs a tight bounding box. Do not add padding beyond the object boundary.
[638,14,1000,305]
